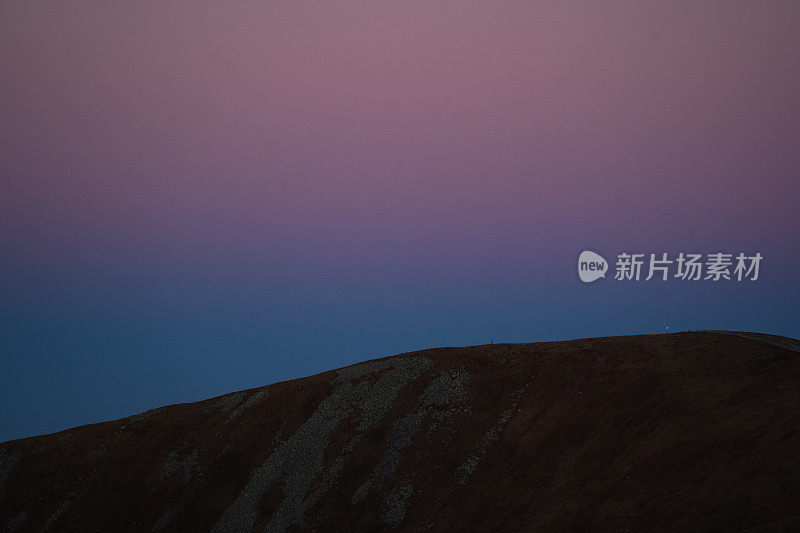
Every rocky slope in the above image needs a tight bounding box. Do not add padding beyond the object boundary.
[2,331,800,531]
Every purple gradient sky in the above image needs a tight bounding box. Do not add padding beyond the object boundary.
[2,1,799,441]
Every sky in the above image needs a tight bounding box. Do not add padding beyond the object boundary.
[2,1,799,442]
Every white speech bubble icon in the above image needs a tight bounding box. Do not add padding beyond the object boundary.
[578,250,608,283]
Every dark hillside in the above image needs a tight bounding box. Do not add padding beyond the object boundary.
[2,331,799,531]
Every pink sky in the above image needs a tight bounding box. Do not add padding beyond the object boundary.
[2,0,800,442]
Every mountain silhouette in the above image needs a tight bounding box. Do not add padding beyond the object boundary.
[2,331,799,531]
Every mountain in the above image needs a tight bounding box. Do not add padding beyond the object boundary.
[2,331,800,531]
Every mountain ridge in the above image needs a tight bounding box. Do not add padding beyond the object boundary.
[2,331,799,531]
